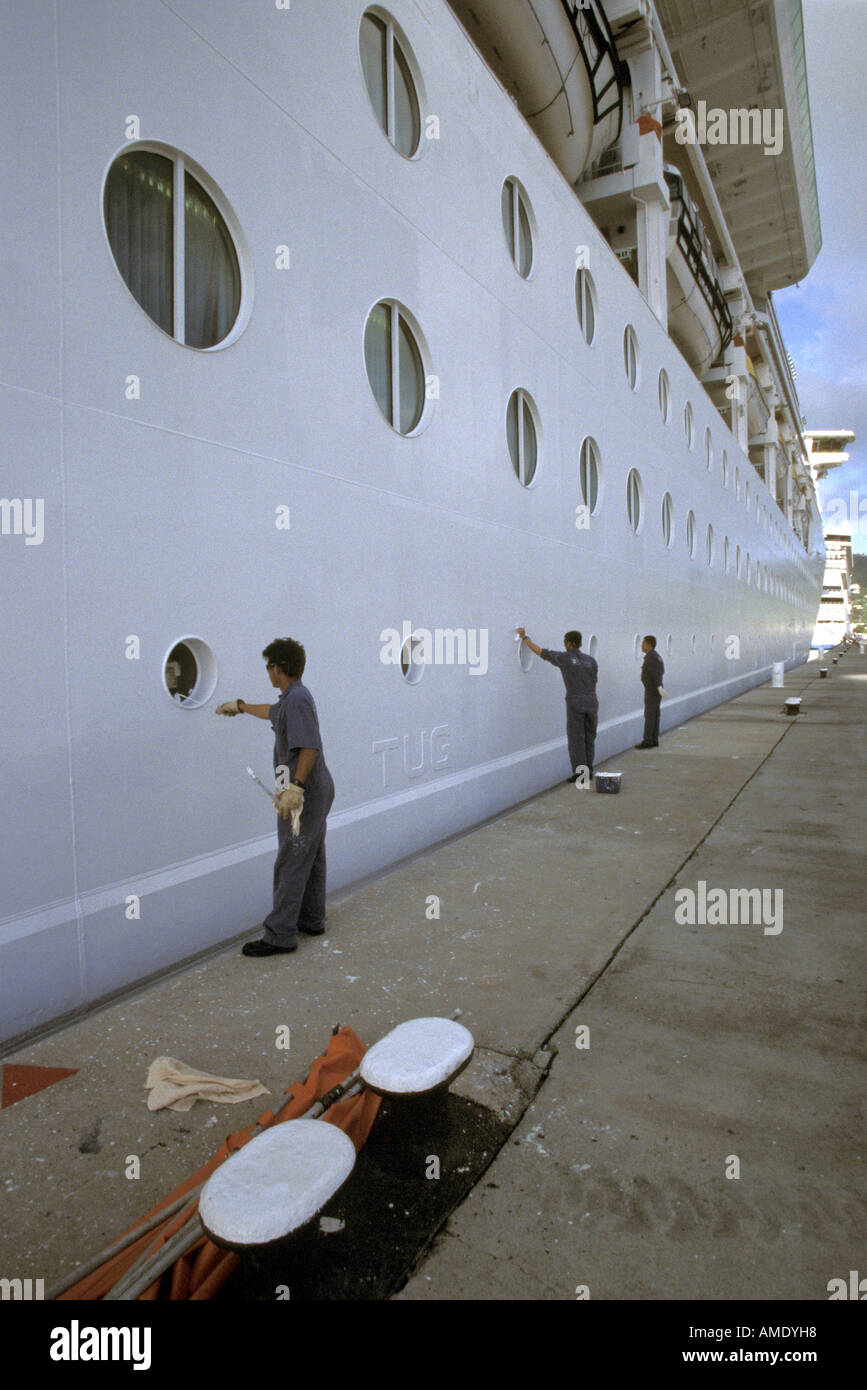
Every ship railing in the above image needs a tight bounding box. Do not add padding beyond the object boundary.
[559,0,626,141]
[763,293,799,399]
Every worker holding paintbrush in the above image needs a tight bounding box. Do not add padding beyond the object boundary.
[216,638,334,957]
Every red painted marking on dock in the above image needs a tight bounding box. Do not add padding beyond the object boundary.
[1,1065,78,1108]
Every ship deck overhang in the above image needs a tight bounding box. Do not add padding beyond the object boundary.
[650,0,821,293]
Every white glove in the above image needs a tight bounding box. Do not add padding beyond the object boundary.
[273,784,304,836]
[216,700,243,716]
[658,686,667,698]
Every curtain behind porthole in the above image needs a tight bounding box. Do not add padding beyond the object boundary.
[104,150,241,348]
[104,150,174,336]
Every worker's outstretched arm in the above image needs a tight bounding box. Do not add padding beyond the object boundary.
[239,701,272,719]
[516,627,542,656]
[215,699,271,719]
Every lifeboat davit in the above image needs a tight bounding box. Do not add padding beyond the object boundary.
[745,356,772,437]
[448,0,623,183]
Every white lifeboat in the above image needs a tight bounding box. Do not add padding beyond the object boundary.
[664,165,733,372]
[448,0,623,182]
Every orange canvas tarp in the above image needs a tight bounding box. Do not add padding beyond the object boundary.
[57,1027,380,1301]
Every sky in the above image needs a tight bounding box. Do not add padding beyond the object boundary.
[772,0,867,553]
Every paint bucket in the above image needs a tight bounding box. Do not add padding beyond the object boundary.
[784,698,801,716]
[595,772,622,793]
[771,661,785,687]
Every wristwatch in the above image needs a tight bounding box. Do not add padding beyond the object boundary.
[291,779,306,789]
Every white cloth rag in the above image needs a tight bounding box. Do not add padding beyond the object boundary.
[145,1056,271,1112]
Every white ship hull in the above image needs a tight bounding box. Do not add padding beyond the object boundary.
[0,0,823,1044]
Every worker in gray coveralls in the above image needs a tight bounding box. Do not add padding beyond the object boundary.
[636,634,665,749]
[216,637,335,957]
[516,628,598,782]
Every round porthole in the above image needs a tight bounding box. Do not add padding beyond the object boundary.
[686,510,697,559]
[364,299,431,435]
[400,634,425,684]
[623,325,639,390]
[502,177,535,278]
[359,8,424,158]
[626,468,643,534]
[579,437,602,515]
[575,268,596,345]
[658,368,671,423]
[163,636,218,708]
[103,145,248,349]
[661,492,674,548]
[507,388,540,486]
[684,401,695,449]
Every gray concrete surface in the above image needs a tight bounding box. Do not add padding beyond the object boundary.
[1,650,863,1300]
[398,652,867,1299]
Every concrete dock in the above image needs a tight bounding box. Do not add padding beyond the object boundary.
[1,647,864,1301]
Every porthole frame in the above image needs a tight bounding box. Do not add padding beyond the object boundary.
[575,267,597,345]
[686,509,697,560]
[400,633,426,685]
[661,491,674,549]
[623,325,640,391]
[506,387,541,487]
[358,7,426,160]
[579,436,602,516]
[363,297,433,437]
[626,467,643,534]
[658,368,671,423]
[684,401,695,450]
[101,141,252,352]
[502,176,536,280]
[162,635,219,709]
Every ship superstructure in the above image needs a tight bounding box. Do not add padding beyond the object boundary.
[0,0,826,1044]
[812,525,854,649]
[805,430,857,648]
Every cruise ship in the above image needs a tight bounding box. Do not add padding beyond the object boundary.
[812,524,854,649]
[0,0,826,1045]
[805,430,858,649]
